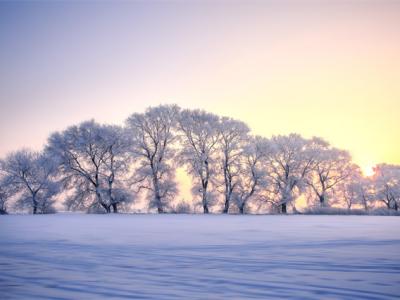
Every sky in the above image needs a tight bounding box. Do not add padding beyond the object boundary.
[0,0,399,173]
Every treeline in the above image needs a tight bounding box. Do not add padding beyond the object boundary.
[0,105,399,215]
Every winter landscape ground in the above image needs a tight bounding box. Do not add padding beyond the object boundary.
[0,215,399,299]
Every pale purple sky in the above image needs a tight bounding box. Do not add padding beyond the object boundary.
[1,1,399,168]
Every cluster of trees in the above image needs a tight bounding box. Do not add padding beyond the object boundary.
[1,105,399,214]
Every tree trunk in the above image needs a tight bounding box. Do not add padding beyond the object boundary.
[385,201,391,209]
[222,172,231,214]
[363,196,368,211]
[153,175,164,213]
[202,180,209,214]
[107,173,117,213]
[32,193,38,214]
[281,203,287,214]
[319,194,325,207]
[202,188,209,213]
[100,203,111,213]
[239,202,245,214]
[157,204,164,214]
[95,187,110,213]
[223,196,230,214]
[32,199,38,214]
[155,193,164,213]
[281,187,292,214]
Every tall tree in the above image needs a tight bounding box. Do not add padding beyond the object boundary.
[266,134,320,213]
[101,125,132,213]
[306,144,353,207]
[126,105,179,213]
[178,109,220,213]
[234,136,269,214]
[217,117,249,213]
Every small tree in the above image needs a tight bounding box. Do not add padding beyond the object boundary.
[0,176,14,214]
[334,165,374,210]
[216,117,250,213]
[0,150,59,214]
[373,164,400,210]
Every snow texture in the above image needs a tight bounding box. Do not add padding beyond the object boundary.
[0,214,399,299]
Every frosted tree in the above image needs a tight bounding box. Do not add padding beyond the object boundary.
[0,150,59,214]
[0,175,15,214]
[234,136,270,214]
[306,144,353,207]
[339,166,374,210]
[46,120,131,213]
[126,105,180,213]
[101,125,132,213]
[0,186,9,214]
[216,117,250,213]
[266,134,320,213]
[178,109,220,213]
[372,164,400,210]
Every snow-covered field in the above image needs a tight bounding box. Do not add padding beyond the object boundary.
[0,215,399,299]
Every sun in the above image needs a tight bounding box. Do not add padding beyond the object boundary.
[362,165,375,177]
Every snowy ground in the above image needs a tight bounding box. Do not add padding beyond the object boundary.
[0,214,399,299]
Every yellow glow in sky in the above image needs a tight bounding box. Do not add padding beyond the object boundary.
[0,2,399,170]
[362,165,376,177]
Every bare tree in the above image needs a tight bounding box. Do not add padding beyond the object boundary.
[216,117,250,213]
[178,109,220,213]
[0,150,59,214]
[126,105,180,213]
